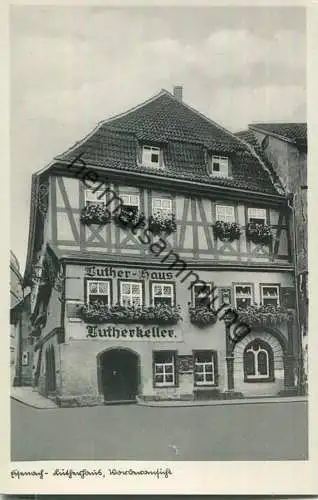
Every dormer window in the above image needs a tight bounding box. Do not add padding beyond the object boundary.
[142,145,162,168]
[208,155,229,178]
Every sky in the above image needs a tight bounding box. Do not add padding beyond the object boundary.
[10,6,306,272]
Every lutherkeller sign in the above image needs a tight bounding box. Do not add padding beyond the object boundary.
[85,324,183,342]
[84,266,175,281]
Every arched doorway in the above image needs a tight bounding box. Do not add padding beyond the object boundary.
[99,349,140,402]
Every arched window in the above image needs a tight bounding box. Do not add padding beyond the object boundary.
[243,339,274,382]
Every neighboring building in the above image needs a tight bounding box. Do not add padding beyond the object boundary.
[10,251,32,386]
[236,123,308,393]
[24,88,299,407]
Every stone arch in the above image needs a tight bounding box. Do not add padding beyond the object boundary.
[233,328,286,397]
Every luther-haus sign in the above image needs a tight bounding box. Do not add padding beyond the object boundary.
[85,325,182,341]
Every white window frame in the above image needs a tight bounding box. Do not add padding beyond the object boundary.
[192,283,213,308]
[152,197,172,216]
[84,189,107,206]
[245,344,270,380]
[87,280,110,306]
[260,285,280,307]
[142,145,161,168]
[151,282,174,307]
[153,351,176,387]
[119,281,143,306]
[208,155,229,178]
[248,208,267,224]
[215,204,235,223]
[121,193,140,210]
[194,351,215,386]
[234,284,253,309]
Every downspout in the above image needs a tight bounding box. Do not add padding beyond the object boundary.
[287,193,302,393]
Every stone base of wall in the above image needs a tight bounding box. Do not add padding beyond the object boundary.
[138,393,194,402]
[56,394,103,408]
[194,388,221,400]
[278,387,298,397]
[221,390,244,400]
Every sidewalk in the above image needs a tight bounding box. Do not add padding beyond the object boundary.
[11,386,58,409]
[136,395,308,408]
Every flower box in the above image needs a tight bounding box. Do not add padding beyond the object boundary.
[79,303,182,325]
[80,204,111,226]
[189,305,217,328]
[148,212,177,235]
[234,304,292,327]
[213,221,241,242]
[113,206,146,231]
[246,222,272,245]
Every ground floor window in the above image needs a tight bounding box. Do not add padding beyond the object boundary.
[243,339,274,382]
[194,350,217,386]
[153,351,177,387]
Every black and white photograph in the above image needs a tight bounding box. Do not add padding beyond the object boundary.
[9,2,310,474]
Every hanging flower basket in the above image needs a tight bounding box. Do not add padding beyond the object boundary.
[113,206,146,231]
[246,222,273,245]
[189,305,217,328]
[213,221,241,242]
[80,203,111,226]
[148,212,177,235]
[235,304,292,327]
[79,303,182,325]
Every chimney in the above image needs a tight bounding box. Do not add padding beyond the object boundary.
[173,85,183,102]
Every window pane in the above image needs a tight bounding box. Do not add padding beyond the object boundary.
[154,296,172,306]
[195,351,212,363]
[162,200,171,210]
[165,364,173,373]
[205,373,213,382]
[98,282,109,294]
[236,298,251,309]
[258,351,268,376]
[165,374,173,383]
[155,352,173,363]
[89,282,98,294]
[163,285,172,296]
[153,199,161,209]
[89,295,108,306]
[151,153,159,163]
[155,374,164,383]
[195,373,204,382]
[155,364,163,374]
[195,364,204,372]
[154,285,162,296]
[263,298,278,307]
[245,351,255,376]
[131,284,141,295]
[121,283,130,294]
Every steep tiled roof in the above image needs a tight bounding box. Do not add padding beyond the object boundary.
[56,90,281,195]
[235,129,286,195]
[249,122,307,146]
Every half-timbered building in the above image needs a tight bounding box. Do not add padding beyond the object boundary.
[24,87,299,406]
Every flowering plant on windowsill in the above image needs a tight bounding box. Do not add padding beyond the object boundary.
[80,203,111,226]
[246,222,272,245]
[213,221,241,242]
[148,212,177,235]
[188,304,217,328]
[113,206,146,231]
[230,304,293,327]
[79,303,182,325]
